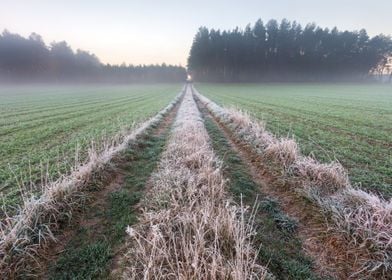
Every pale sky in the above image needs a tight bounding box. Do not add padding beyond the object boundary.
[1,0,391,66]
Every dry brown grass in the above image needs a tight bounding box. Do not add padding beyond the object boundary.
[123,87,270,279]
[318,188,392,279]
[194,86,392,279]
[264,139,298,169]
[0,92,183,278]
[290,156,349,195]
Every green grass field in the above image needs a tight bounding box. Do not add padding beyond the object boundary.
[197,83,392,198]
[0,84,180,206]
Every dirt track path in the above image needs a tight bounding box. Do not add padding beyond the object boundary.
[40,94,182,279]
[32,85,358,279]
[193,87,354,280]
[107,95,182,278]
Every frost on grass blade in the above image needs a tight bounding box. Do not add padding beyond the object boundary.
[123,86,271,279]
[0,91,183,278]
[193,86,392,279]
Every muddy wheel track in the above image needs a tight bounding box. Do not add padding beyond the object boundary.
[194,92,354,280]
[107,95,182,278]
[38,96,182,279]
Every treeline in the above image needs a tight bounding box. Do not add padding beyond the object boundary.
[0,30,186,83]
[188,19,392,82]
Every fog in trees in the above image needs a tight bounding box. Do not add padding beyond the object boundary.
[188,19,392,82]
[0,30,187,83]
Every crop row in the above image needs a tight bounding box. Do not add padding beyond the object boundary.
[0,89,183,278]
[194,86,391,279]
[0,84,181,207]
[197,83,392,197]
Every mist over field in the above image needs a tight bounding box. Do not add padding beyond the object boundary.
[1,1,391,279]
[0,31,186,84]
[1,19,392,84]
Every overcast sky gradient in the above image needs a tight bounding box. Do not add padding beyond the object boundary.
[1,0,391,66]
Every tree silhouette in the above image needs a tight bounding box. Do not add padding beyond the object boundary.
[0,30,186,83]
[188,19,392,82]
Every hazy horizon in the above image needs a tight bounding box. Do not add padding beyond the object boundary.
[1,0,392,66]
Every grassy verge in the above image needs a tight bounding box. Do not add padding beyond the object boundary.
[201,106,325,280]
[197,83,392,198]
[48,122,171,279]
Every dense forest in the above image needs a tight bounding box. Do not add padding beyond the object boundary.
[188,19,392,82]
[0,30,187,83]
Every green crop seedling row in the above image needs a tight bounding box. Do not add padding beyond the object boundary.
[198,83,392,198]
[0,84,181,207]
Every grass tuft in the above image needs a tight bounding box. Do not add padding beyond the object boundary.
[50,242,111,280]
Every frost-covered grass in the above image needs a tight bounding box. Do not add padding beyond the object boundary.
[195,87,391,279]
[0,84,181,206]
[197,83,392,197]
[0,88,182,278]
[124,87,269,279]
